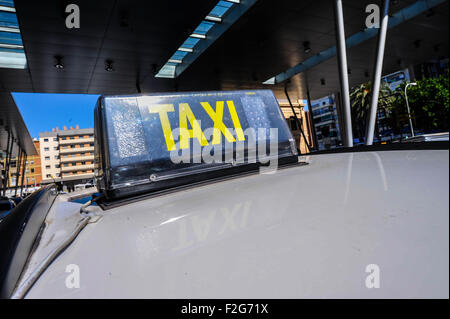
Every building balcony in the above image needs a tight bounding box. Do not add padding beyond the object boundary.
[312,111,333,119]
[59,146,94,154]
[312,103,334,110]
[60,172,94,179]
[60,155,94,163]
[59,137,94,145]
[60,164,94,172]
[314,119,335,127]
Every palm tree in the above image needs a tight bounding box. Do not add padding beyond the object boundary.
[349,81,394,141]
[350,83,371,141]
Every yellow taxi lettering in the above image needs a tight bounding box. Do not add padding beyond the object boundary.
[226,100,245,141]
[179,103,209,150]
[200,101,236,145]
[148,104,176,151]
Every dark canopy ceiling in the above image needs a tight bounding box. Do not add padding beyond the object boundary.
[2,0,449,99]
[2,0,447,156]
[0,93,36,156]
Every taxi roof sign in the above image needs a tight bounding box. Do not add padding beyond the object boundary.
[95,90,298,200]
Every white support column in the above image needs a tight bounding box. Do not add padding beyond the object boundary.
[334,0,353,147]
[365,0,390,145]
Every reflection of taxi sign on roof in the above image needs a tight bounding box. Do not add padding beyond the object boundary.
[94,90,299,200]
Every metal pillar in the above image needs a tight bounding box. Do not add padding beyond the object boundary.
[20,154,27,197]
[333,0,353,147]
[365,0,390,145]
[284,86,312,154]
[4,133,14,196]
[14,147,22,197]
[306,88,318,150]
[404,83,415,137]
[2,131,11,196]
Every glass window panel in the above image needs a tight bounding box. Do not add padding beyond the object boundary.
[181,37,200,49]
[208,1,233,17]
[0,31,22,45]
[0,11,18,28]
[193,21,214,35]
[171,50,188,60]
[0,0,15,7]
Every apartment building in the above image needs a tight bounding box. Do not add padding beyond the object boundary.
[310,94,343,150]
[39,126,94,184]
[39,132,60,180]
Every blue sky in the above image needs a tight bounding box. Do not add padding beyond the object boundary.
[12,93,310,139]
[12,93,100,139]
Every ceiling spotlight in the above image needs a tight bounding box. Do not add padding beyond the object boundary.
[105,59,114,72]
[303,41,311,54]
[54,56,64,69]
[320,78,326,86]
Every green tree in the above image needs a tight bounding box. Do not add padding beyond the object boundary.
[393,74,449,133]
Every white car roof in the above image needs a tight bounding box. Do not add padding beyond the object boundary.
[17,149,449,298]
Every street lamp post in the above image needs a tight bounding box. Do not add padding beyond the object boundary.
[404,82,417,137]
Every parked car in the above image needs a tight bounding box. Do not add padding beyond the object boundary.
[402,132,449,143]
[0,197,15,220]
[10,197,23,206]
